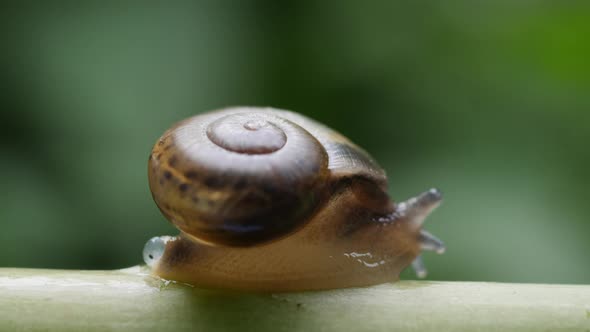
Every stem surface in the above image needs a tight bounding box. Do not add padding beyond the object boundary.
[1,267,588,331]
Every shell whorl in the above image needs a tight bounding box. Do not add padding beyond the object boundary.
[148,108,330,246]
[206,114,287,154]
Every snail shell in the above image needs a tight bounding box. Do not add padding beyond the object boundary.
[146,107,444,291]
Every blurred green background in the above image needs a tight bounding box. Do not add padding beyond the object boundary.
[1,2,589,284]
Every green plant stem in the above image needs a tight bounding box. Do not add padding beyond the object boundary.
[1,267,589,331]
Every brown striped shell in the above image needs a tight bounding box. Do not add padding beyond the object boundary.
[148,107,388,247]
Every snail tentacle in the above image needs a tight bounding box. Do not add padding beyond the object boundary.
[395,188,442,229]
[411,255,428,279]
[419,229,446,254]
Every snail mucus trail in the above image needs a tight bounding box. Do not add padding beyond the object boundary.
[144,107,445,292]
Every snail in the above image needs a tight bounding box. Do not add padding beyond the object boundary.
[144,107,445,291]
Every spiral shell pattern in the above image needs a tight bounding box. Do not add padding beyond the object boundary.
[148,108,330,246]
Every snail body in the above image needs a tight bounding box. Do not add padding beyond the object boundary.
[145,107,444,292]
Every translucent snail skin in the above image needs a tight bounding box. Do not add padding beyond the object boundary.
[144,107,445,292]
